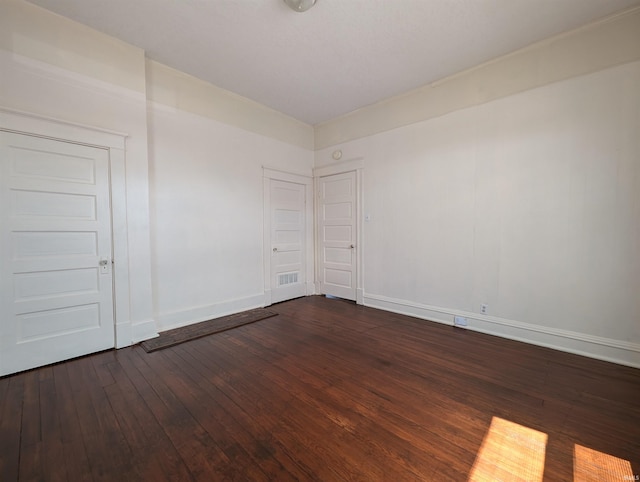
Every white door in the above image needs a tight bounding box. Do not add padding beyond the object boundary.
[318,171,357,301]
[0,132,115,376]
[270,179,307,304]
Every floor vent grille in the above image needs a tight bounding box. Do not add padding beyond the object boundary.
[278,272,299,286]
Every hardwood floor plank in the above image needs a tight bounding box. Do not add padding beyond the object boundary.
[166,344,300,481]
[151,347,271,481]
[38,376,68,482]
[0,375,24,482]
[183,338,323,480]
[224,326,469,478]
[65,356,134,480]
[51,363,94,482]
[118,347,235,480]
[1,295,638,481]
[240,315,496,449]
[102,354,194,482]
[18,371,43,480]
[19,371,41,446]
[207,334,429,481]
[90,351,117,388]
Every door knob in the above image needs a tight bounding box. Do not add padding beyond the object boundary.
[350,244,355,249]
[273,247,278,252]
[99,258,110,274]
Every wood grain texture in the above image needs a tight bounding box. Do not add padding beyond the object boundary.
[140,308,278,352]
[1,295,638,481]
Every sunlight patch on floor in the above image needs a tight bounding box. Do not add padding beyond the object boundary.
[469,417,547,482]
[573,444,635,482]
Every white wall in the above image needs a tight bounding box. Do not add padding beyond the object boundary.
[316,60,640,367]
[0,0,314,341]
[146,65,314,329]
[3,0,638,368]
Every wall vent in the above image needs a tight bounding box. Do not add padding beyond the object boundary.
[278,272,299,286]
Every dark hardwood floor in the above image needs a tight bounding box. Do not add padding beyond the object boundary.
[1,295,639,481]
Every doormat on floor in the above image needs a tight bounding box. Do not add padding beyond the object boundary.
[140,308,278,352]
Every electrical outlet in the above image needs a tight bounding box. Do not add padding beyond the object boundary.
[454,316,467,327]
[481,303,488,314]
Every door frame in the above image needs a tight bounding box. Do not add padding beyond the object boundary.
[263,167,314,306]
[0,107,134,349]
[314,158,364,305]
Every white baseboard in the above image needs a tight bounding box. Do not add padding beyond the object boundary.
[115,321,134,348]
[155,294,265,332]
[356,288,364,305]
[265,284,314,307]
[363,293,640,369]
[115,318,159,347]
[131,319,159,344]
[364,294,455,326]
[306,281,316,296]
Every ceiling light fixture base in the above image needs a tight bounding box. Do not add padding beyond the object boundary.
[283,0,317,13]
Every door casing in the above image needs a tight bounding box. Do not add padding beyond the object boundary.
[0,108,136,368]
[314,158,364,304]
[263,168,314,306]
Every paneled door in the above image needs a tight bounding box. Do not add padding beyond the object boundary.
[318,171,357,301]
[270,179,307,304]
[0,131,115,376]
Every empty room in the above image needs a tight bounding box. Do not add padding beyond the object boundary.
[1,0,639,480]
